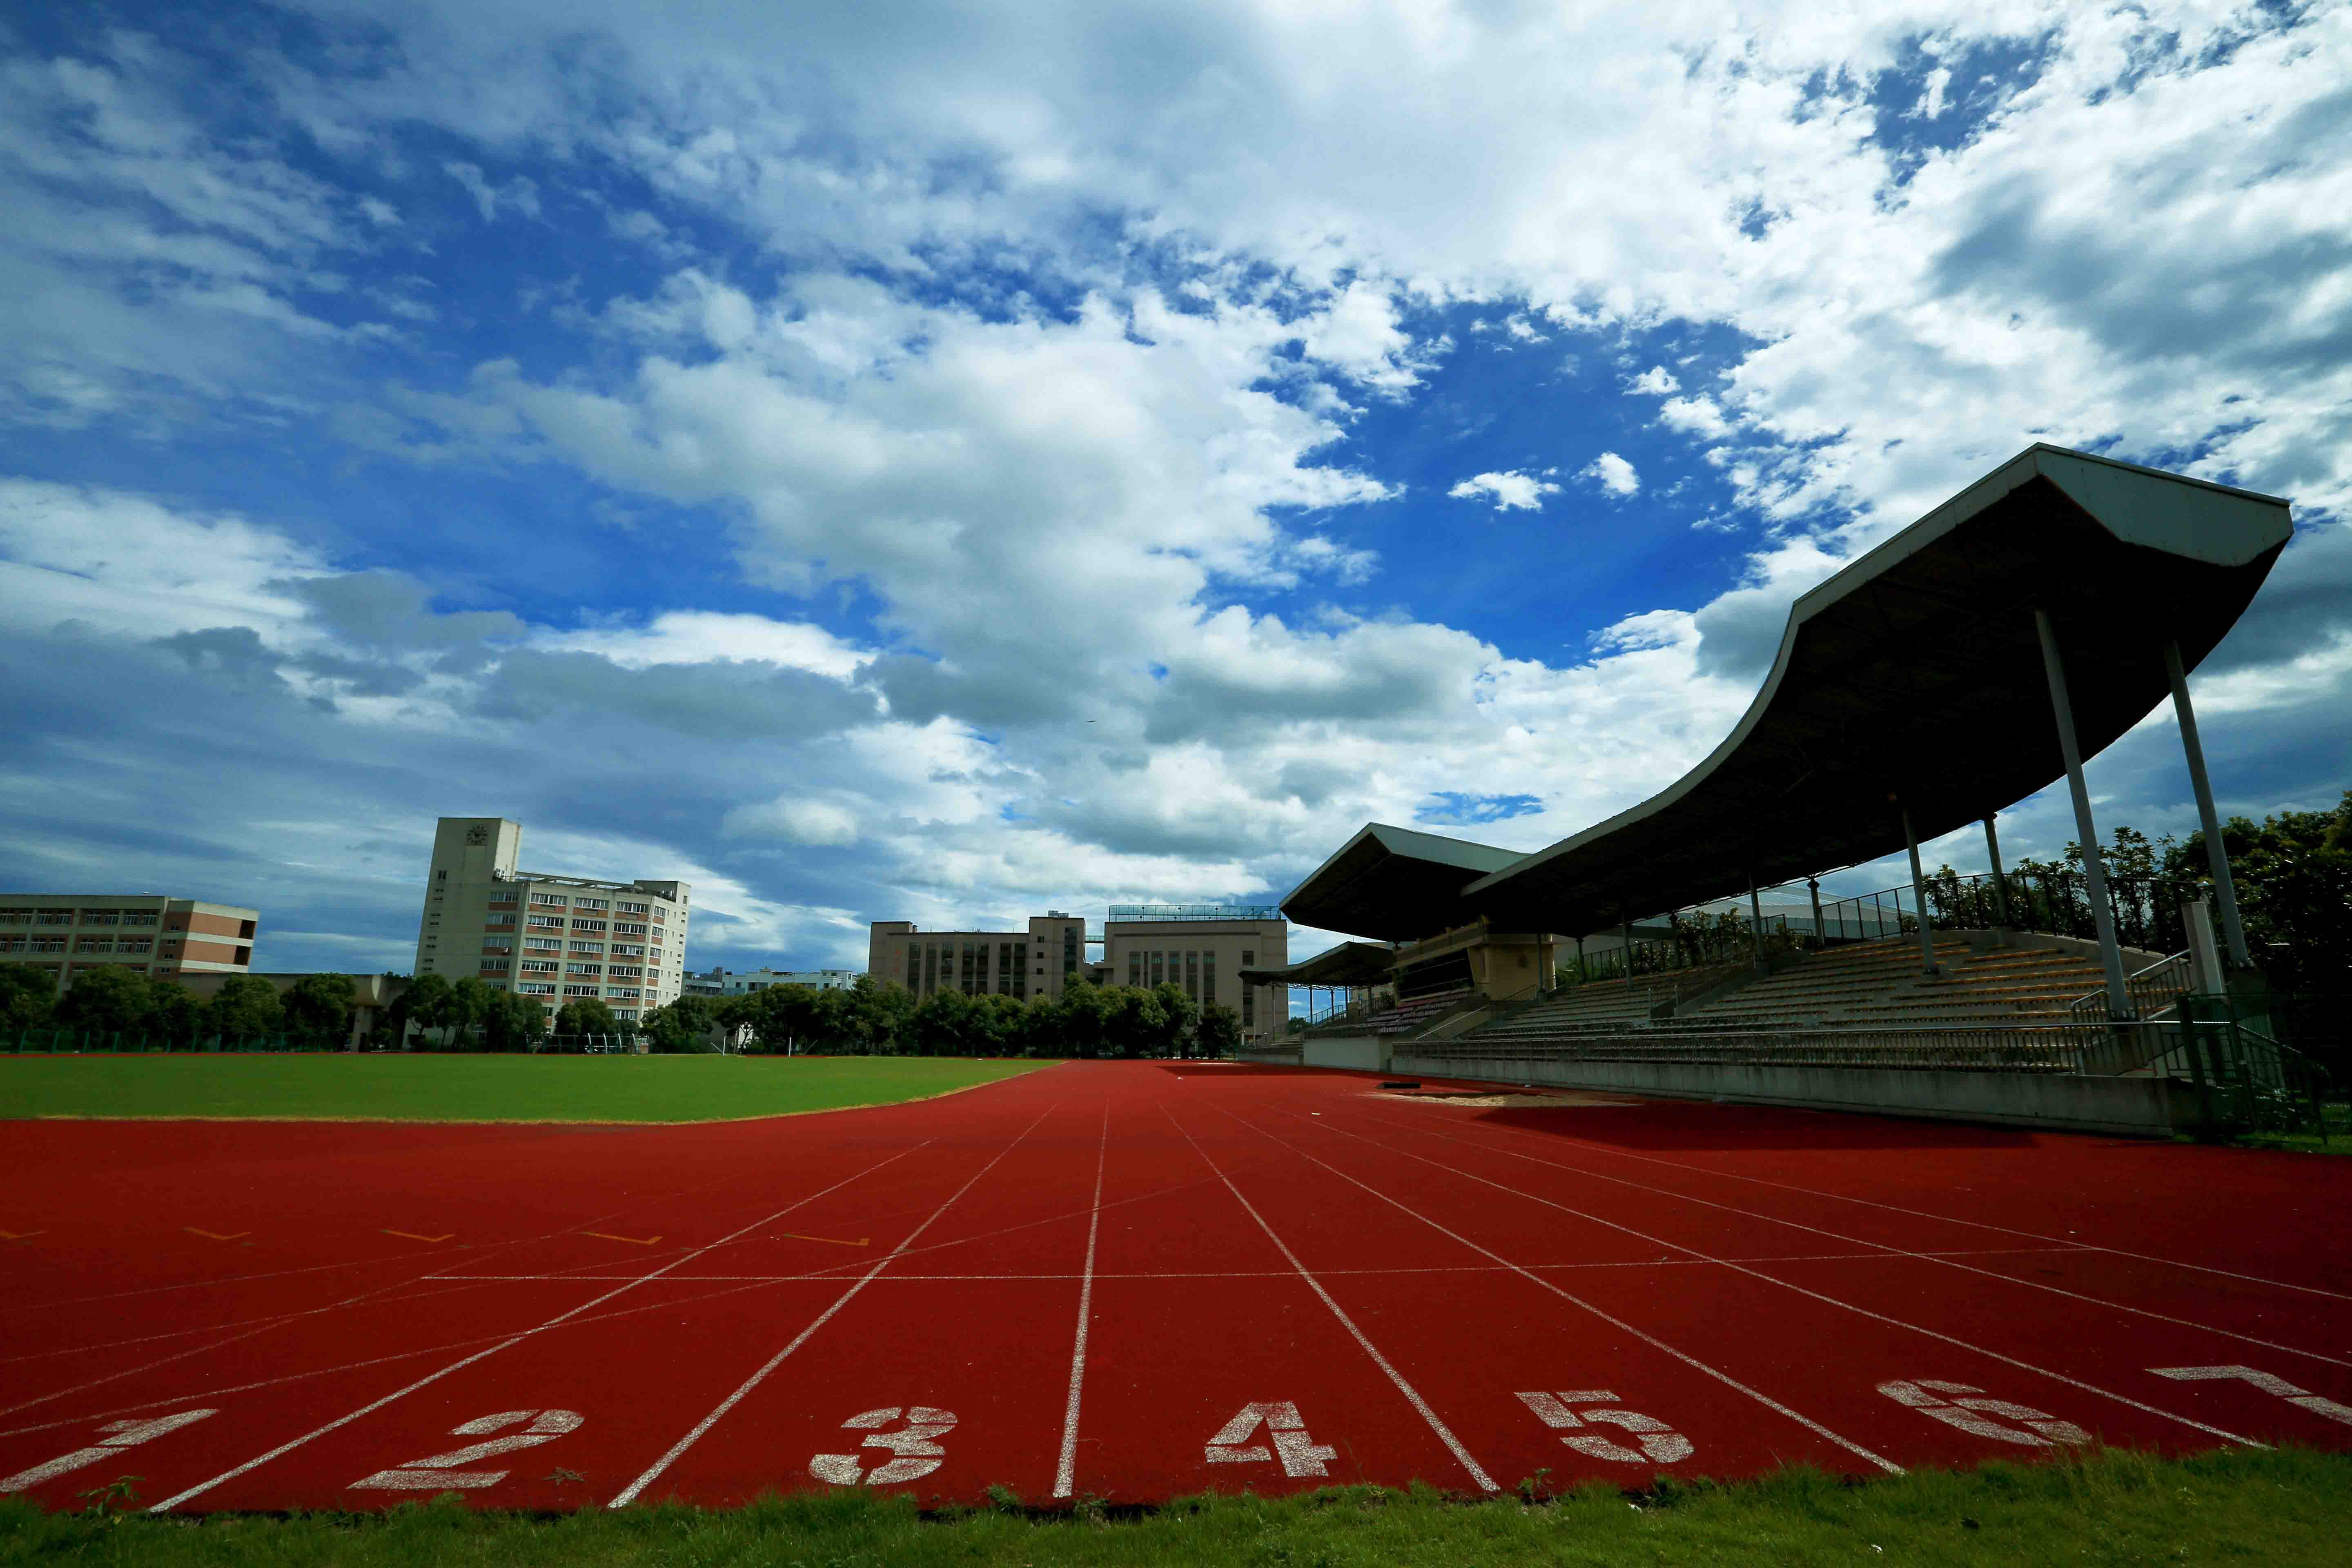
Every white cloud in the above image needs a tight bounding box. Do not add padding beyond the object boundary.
[1579,452,1640,497]
[723,797,862,846]
[1449,470,1561,512]
[1629,365,1679,396]
[1657,396,1733,441]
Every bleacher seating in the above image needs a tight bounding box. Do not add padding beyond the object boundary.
[1466,958,1753,1042]
[1367,989,1478,1036]
[1667,937,2109,1031]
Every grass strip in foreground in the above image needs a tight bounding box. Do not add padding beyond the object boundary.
[6,1447,2349,1566]
[0,1054,1051,1123]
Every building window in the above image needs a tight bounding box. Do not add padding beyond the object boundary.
[906,945,919,990]
[1203,951,1216,1006]
[519,982,555,996]
[576,898,609,911]
[36,910,74,926]
[521,960,558,974]
[29,938,65,954]
[566,963,603,977]
[0,910,28,926]
[531,892,566,906]
[614,921,648,936]
[120,909,157,927]
[570,941,604,954]
[480,960,510,973]
[618,900,648,915]
[80,910,120,927]
[482,940,513,953]
[922,943,937,994]
[1064,926,1078,974]
[1150,951,1164,987]
[571,918,607,932]
[1185,951,1199,1000]
[75,938,113,953]
[0,937,22,953]
[1129,953,1142,987]
[562,984,599,997]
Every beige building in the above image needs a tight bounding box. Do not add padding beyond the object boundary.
[1104,905,1289,1042]
[415,817,690,1024]
[0,894,258,995]
[868,904,1290,1043]
[868,911,1089,1004]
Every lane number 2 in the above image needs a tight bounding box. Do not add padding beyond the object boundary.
[2150,1365,2352,1426]
[0,1410,216,1493]
[1205,1402,1338,1478]
[350,1409,584,1491]
[1517,1390,1693,1464]
[810,1407,957,1486]
[1878,1379,2088,1446]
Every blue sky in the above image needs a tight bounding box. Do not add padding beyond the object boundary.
[2,0,2348,977]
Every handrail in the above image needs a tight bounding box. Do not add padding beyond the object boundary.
[2065,949,2191,1028]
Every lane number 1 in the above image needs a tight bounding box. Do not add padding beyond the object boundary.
[0,1411,216,1493]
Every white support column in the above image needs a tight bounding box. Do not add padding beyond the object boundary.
[2164,640,2252,969]
[1900,804,1939,977]
[1748,875,1766,966]
[2036,609,2133,1017]
[1983,815,2011,928]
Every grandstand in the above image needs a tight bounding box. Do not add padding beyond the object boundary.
[1241,444,2316,1138]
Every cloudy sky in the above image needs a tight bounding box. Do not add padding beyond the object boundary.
[3,1,2348,979]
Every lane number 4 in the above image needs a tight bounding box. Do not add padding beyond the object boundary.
[1205,1402,1338,1478]
[1516,1390,1694,1464]
[810,1407,958,1486]
[1878,1380,2088,1446]
[2149,1365,2352,1426]
[350,1410,584,1491]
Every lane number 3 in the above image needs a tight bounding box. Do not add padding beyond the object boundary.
[810,1407,957,1486]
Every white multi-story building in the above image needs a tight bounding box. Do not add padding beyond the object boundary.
[683,967,861,998]
[413,818,689,1023]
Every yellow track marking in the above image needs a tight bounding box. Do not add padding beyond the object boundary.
[782,1232,871,1247]
[382,1229,454,1243]
[583,1231,662,1246]
[185,1227,249,1241]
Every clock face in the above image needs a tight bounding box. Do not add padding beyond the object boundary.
[466,825,489,846]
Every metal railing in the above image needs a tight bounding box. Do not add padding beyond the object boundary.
[1817,868,2187,953]
[2065,950,2192,1031]
[1402,1022,2085,1074]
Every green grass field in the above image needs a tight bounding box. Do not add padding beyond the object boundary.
[5,1448,2348,1566]
[0,1053,1051,1123]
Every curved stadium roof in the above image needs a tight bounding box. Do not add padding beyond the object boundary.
[1281,444,2294,944]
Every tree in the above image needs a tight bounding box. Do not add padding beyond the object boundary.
[205,974,285,1038]
[1057,978,1109,1059]
[56,966,156,1035]
[149,980,203,1041]
[445,978,497,1050]
[1196,1002,1243,1059]
[391,972,451,1049]
[1147,981,1200,1058]
[481,989,547,1053]
[643,995,719,1053]
[281,973,356,1040]
[0,966,56,1029]
[2165,789,2352,993]
[555,997,621,1038]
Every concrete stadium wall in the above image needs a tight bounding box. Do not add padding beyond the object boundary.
[1305,1034,1384,1072]
[1386,1052,2182,1138]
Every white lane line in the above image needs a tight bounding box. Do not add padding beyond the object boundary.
[1284,1105,2266,1449]
[1369,1107,2352,1305]
[1161,1102,1499,1493]
[1345,1106,2352,1371]
[1221,1106,1901,1474]
[146,1144,928,1512]
[1053,1105,1112,1498]
[608,1105,1060,1508]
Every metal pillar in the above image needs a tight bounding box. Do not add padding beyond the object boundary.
[1748,875,1766,965]
[2036,609,2132,1016]
[1807,877,1824,945]
[1900,803,1939,976]
[1574,934,1587,982]
[1982,815,2011,928]
[1619,918,1634,981]
[2164,640,2251,969]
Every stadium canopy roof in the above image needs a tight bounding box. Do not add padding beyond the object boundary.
[1276,823,1527,944]
[1237,940,1398,988]
[1283,444,2294,943]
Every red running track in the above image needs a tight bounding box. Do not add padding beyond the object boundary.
[2,1061,2349,1512]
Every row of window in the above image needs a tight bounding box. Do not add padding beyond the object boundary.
[1124,948,1264,1025]
[511,981,646,1001]
[0,908,164,927]
[1,936,68,953]
[72,937,157,954]
[526,891,669,920]
[905,940,1032,1000]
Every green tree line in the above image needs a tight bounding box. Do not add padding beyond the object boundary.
[0,967,360,1042]
[639,976,1242,1060]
